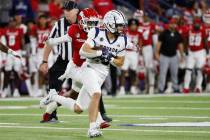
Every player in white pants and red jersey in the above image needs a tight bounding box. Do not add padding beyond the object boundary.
[40,8,110,137]
[3,18,24,97]
[182,19,207,93]
[138,15,156,94]
[203,10,210,91]
[119,18,140,95]
[0,41,22,97]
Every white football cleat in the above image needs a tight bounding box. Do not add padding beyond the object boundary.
[118,86,125,96]
[87,128,102,138]
[149,86,154,95]
[130,86,138,95]
[13,89,20,97]
[40,89,57,108]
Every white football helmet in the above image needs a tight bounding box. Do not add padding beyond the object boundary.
[103,10,126,34]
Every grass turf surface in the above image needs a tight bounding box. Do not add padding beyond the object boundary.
[0,94,210,140]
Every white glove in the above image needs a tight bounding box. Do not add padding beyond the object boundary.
[58,61,73,81]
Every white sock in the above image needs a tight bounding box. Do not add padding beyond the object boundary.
[90,122,97,129]
[46,102,58,114]
[148,68,155,86]
[196,70,203,90]
[96,112,104,124]
[184,70,192,89]
[52,95,75,111]
[25,79,34,97]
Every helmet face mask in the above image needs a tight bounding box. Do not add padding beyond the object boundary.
[78,8,100,32]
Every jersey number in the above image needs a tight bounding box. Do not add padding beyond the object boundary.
[189,35,201,46]
[142,30,150,40]
[207,32,210,41]
[8,35,15,46]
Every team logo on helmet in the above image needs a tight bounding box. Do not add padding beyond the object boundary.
[100,37,104,42]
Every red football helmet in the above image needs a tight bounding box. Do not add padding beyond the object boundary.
[78,8,100,32]
[203,9,210,24]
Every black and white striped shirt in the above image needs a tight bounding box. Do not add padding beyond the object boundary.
[48,18,72,61]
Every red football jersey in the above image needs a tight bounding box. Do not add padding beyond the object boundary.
[188,25,206,51]
[0,28,4,37]
[4,27,23,51]
[139,22,155,46]
[37,26,50,48]
[126,29,141,51]
[204,24,210,48]
[68,24,87,66]
[28,24,37,37]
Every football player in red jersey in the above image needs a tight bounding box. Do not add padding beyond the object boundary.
[203,10,210,92]
[36,15,51,97]
[138,13,156,94]
[27,15,51,97]
[3,17,24,97]
[40,8,110,130]
[183,18,207,93]
[0,29,22,97]
[119,18,140,95]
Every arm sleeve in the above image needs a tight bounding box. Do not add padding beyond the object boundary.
[116,37,127,57]
[48,22,58,39]
[47,34,72,46]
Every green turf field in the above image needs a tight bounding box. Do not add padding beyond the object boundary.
[0,94,210,140]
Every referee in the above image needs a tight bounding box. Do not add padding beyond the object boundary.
[39,1,112,122]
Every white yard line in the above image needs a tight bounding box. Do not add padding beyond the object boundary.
[0,105,210,110]
[0,113,209,119]
[0,125,210,134]
[121,122,210,127]
[0,93,210,101]
[105,100,210,104]
[0,123,20,125]
[107,106,210,110]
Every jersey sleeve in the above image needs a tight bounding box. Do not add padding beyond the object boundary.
[67,24,78,40]
[48,22,58,39]
[117,36,127,57]
[85,27,97,48]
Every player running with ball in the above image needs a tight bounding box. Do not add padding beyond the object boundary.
[40,10,127,138]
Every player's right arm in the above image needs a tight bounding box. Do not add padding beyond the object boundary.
[80,28,103,58]
[0,42,21,58]
[46,34,72,47]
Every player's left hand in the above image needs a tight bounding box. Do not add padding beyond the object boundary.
[100,52,114,65]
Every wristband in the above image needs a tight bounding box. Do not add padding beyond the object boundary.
[42,60,48,64]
